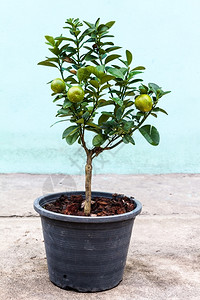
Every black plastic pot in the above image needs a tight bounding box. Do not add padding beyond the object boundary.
[34,191,142,292]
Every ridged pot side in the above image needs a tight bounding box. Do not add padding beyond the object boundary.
[34,191,142,292]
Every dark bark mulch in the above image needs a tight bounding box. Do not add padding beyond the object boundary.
[44,193,136,217]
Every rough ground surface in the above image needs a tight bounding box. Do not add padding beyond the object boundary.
[0,173,200,300]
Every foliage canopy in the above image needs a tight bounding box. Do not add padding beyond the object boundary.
[38,18,170,214]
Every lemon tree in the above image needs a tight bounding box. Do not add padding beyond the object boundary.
[38,18,170,215]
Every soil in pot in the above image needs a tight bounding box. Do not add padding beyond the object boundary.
[44,193,136,216]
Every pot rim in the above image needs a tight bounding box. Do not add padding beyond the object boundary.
[33,191,142,223]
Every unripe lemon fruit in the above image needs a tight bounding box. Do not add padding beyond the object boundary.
[135,94,153,112]
[51,78,66,93]
[67,86,85,103]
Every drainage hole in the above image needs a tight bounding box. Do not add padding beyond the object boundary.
[63,275,67,279]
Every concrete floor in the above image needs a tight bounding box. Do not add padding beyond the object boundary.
[0,173,200,300]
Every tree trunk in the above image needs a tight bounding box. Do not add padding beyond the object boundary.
[84,152,92,215]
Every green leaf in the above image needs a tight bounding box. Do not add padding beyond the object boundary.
[92,134,106,146]
[105,54,121,64]
[161,91,171,96]
[83,46,93,51]
[83,20,95,28]
[95,18,100,27]
[45,35,55,46]
[123,108,134,117]
[153,107,168,115]
[49,47,61,56]
[122,134,135,145]
[102,41,114,46]
[126,50,132,65]
[86,86,96,94]
[96,65,105,72]
[85,54,98,61]
[123,121,134,131]
[136,112,145,118]
[82,111,90,120]
[63,100,72,109]
[139,84,148,94]
[77,67,91,82]
[98,114,110,125]
[125,91,135,96]
[100,83,112,92]
[101,34,114,38]
[151,113,157,118]
[85,126,101,134]
[128,79,143,85]
[85,66,104,79]
[132,66,145,71]
[127,135,135,145]
[112,97,123,107]
[46,57,59,63]
[139,125,160,146]
[116,107,123,120]
[128,71,143,80]
[98,100,113,107]
[76,118,84,124]
[157,89,171,99]
[59,43,70,53]
[38,60,58,68]
[105,46,122,53]
[51,93,64,100]
[125,100,134,107]
[66,131,79,145]
[101,111,114,117]
[119,59,128,67]
[90,80,100,88]
[159,108,168,115]
[148,83,161,94]
[64,46,76,54]
[100,74,115,84]
[57,108,72,116]
[98,24,109,33]
[65,77,78,84]
[86,122,101,129]
[55,36,75,43]
[105,21,115,28]
[122,135,129,144]
[107,68,124,79]
[85,65,95,73]
[50,119,69,127]
[62,126,78,139]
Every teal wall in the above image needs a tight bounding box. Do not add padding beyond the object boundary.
[0,0,200,174]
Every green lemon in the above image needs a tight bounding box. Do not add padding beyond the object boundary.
[135,94,153,112]
[51,78,66,93]
[67,86,85,103]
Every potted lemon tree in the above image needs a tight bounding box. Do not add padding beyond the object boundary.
[34,18,170,292]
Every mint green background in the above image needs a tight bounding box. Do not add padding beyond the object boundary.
[0,0,200,174]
